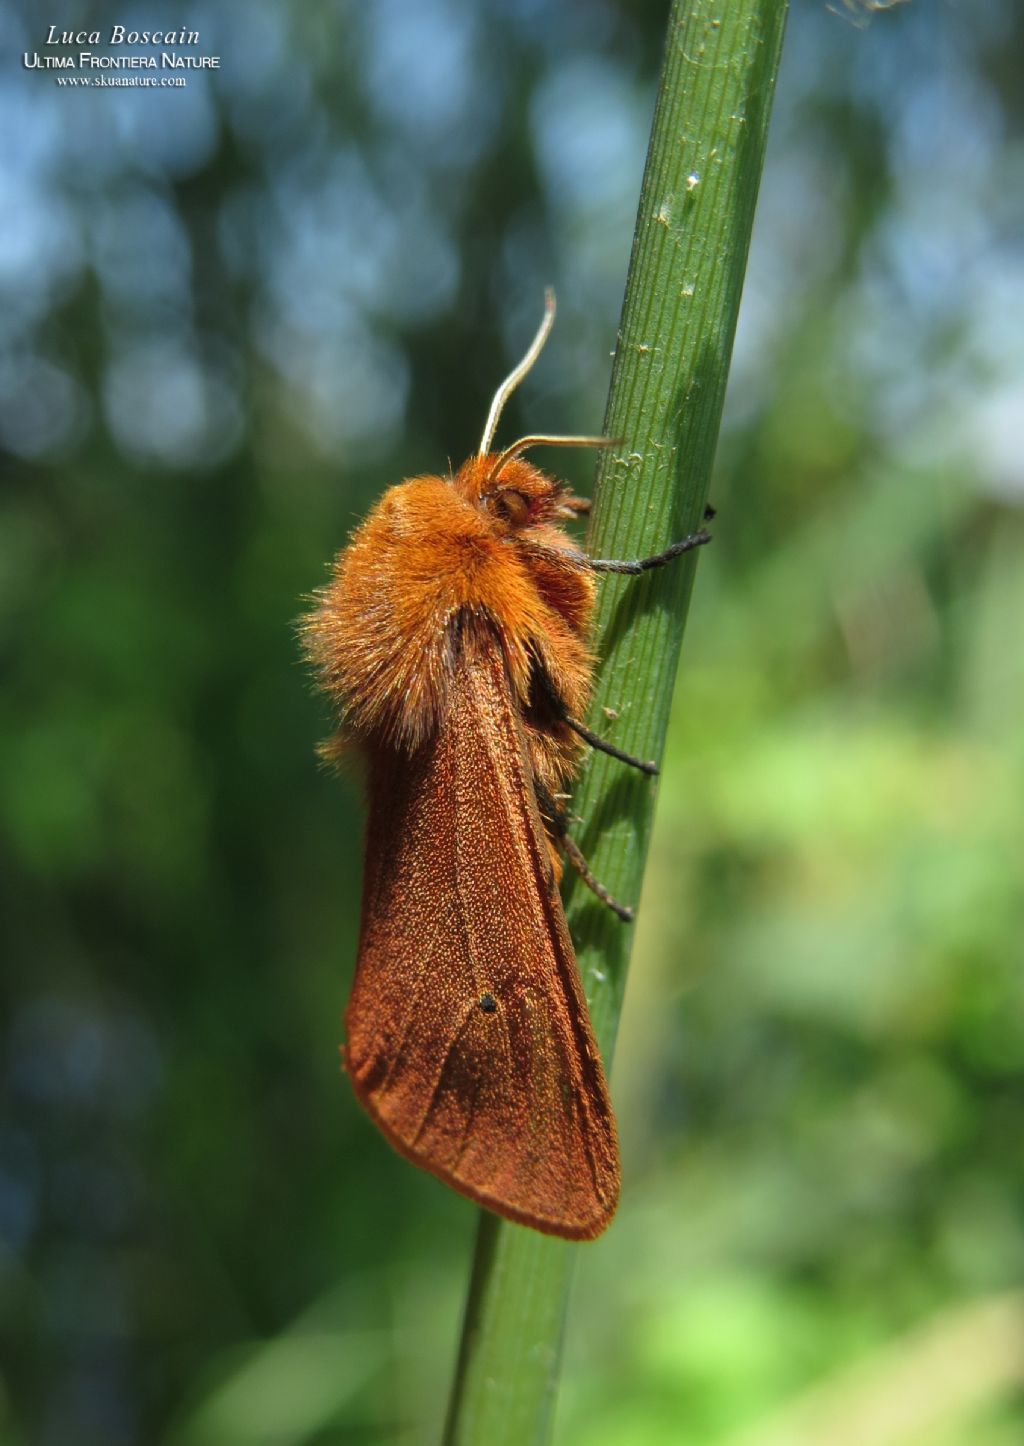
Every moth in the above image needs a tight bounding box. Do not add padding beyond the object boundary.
[303,292,709,1239]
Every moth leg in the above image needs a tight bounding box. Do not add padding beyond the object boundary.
[564,715,658,777]
[526,649,659,776]
[566,514,714,762]
[588,526,711,575]
[561,834,634,924]
[535,781,634,923]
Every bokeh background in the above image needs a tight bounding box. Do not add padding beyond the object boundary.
[2,0,1023,1442]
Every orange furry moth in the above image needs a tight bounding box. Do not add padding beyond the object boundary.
[302,292,710,1240]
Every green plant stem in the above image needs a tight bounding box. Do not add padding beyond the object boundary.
[444,3,788,1442]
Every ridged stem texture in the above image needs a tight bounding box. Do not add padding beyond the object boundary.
[444,3,788,1442]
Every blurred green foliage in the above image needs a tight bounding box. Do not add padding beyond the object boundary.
[1,1,1022,1443]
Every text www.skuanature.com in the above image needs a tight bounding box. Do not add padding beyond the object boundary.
[54,73,187,86]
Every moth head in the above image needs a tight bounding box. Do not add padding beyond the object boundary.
[458,290,611,534]
[452,454,571,533]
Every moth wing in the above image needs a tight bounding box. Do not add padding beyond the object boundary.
[345,620,620,1240]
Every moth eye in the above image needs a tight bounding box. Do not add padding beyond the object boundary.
[496,490,530,526]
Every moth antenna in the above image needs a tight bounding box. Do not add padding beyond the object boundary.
[479,288,557,456]
[488,433,614,486]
